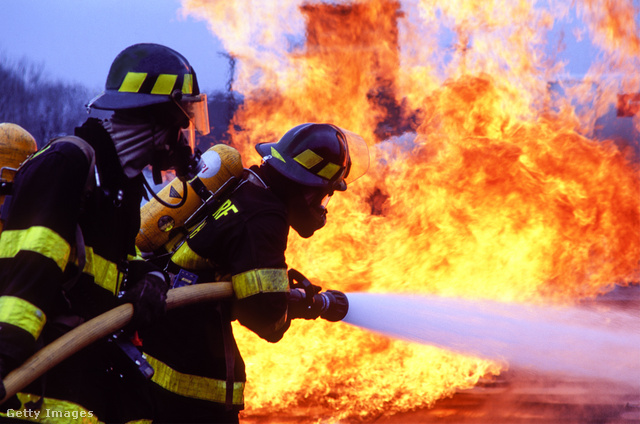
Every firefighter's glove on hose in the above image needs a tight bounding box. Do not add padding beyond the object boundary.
[0,354,21,413]
[286,268,324,320]
[0,356,9,400]
[120,270,169,332]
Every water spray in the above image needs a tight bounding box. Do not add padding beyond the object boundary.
[342,290,640,389]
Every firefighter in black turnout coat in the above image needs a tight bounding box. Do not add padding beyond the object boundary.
[0,43,210,422]
[137,123,369,423]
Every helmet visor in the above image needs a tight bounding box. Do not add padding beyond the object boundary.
[180,93,210,136]
[339,128,370,185]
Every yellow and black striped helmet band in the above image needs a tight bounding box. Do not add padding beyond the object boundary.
[118,72,193,96]
[293,149,341,180]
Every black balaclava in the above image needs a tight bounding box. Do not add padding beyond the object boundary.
[104,103,193,181]
[259,163,329,238]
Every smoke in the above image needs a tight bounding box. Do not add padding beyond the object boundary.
[343,290,640,389]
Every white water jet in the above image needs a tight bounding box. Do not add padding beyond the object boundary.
[343,291,640,388]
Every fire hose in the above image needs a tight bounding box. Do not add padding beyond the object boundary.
[0,280,349,405]
[0,282,234,405]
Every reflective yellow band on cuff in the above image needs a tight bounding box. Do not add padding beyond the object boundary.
[232,268,289,300]
[0,226,70,271]
[80,246,123,295]
[0,296,46,339]
[171,242,213,271]
[145,354,244,405]
[0,393,101,423]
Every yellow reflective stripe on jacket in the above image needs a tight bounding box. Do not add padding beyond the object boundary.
[231,269,289,300]
[0,392,101,423]
[171,242,213,271]
[77,246,123,295]
[0,296,46,339]
[0,226,70,271]
[145,354,244,405]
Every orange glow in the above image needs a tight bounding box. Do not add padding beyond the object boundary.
[182,0,639,421]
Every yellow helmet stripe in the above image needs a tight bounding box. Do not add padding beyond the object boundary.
[151,74,178,95]
[294,149,341,180]
[119,72,147,93]
[182,74,194,94]
[270,146,286,163]
[294,149,323,169]
[317,162,341,180]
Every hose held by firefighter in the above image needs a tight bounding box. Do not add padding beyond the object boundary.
[0,43,209,422]
[126,122,369,423]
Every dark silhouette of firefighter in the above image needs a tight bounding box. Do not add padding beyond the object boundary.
[0,43,210,422]
[134,123,369,423]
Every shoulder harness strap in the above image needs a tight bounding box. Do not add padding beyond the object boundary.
[47,136,97,293]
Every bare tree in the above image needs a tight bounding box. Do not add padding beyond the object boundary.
[0,55,90,147]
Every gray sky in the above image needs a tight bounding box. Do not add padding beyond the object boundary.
[0,0,231,93]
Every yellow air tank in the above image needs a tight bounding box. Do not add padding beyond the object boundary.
[0,123,38,233]
[137,144,243,253]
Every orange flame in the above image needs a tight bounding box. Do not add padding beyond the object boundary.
[182,0,639,421]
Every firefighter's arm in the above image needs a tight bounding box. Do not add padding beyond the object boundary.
[0,143,90,393]
[232,269,291,342]
[120,258,170,331]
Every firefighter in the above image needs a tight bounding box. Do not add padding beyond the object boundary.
[136,123,369,423]
[0,43,210,422]
[0,123,38,234]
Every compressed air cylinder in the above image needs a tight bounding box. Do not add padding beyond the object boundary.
[0,123,38,233]
[136,144,243,253]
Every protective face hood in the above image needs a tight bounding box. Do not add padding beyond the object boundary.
[105,114,179,179]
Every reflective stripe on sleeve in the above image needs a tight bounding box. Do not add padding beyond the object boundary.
[231,268,289,300]
[145,354,244,405]
[80,246,123,295]
[170,242,213,271]
[0,226,70,271]
[0,296,46,339]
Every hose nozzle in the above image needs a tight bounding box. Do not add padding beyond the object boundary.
[287,288,350,322]
[286,268,349,322]
[316,290,349,322]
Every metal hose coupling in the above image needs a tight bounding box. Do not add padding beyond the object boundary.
[316,290,349,322]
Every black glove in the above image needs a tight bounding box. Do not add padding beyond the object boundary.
[286,269,323,320]
[0,355,9,401]
[121,270,169,331]
[0,330,34,409]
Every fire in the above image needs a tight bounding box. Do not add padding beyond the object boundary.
[182,0,639,421]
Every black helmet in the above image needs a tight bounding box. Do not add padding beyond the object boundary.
[255,123,369,192]
[89,43,200,110]
[88,43,210,148]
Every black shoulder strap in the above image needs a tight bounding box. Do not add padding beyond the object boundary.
[48,135,97,194]
[46,136,96,293]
